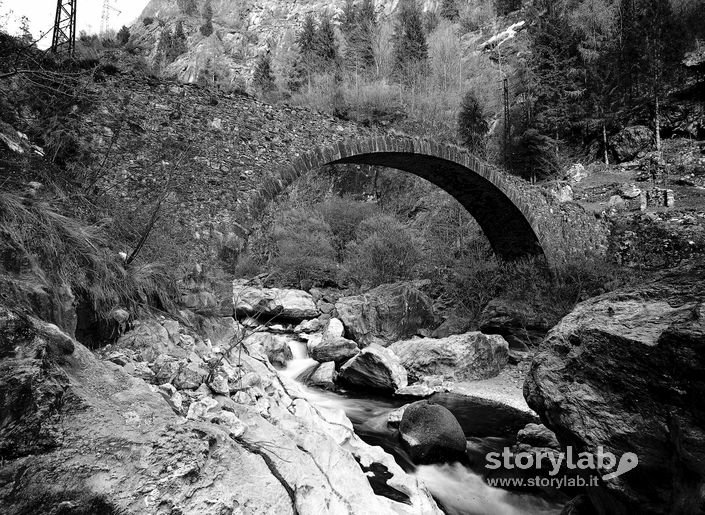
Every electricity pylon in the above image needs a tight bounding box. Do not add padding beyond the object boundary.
[51,0,77,55]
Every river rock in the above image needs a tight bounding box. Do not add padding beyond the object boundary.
[389,332,508,382]
[0,304,442,514]
[339,344,408,392]
[609,125,654,162]
[233,280,319,320]
[335,282,436,347]
[399,401,466,465]
[308,361,337,390]
[524,264,705,514]
[244,332,293,367]
[308,318,359,364]
[478,299,550,348]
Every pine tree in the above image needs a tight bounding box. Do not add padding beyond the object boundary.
[458,91,489,154]
[170,21,188,59]
[117,25,130,45]
[315,13,339,71]
[253,52,276,93]
[295,14,317,90]
[393,0,428,76]
[440,0,459,22]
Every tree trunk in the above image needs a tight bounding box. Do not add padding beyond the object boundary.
[655,95,661,153]
[603,123,609,166]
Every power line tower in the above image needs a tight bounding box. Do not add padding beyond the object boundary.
[101,0,121,35]
[51,0,77,56]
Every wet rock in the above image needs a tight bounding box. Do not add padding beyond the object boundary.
[308,361,337,390]
[336,282,436,347]
[389,332,508,383]
[399,401,466,465]
[308,319,359,365]
[233,280,319,320]
[525,264,705,514]
[244,332,293,367]
[339,344,407,392]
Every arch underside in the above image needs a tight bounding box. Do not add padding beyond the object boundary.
[331,152,544,261]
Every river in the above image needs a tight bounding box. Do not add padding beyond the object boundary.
[281,341,565,515]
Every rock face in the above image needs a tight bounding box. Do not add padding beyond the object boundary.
[339,344,408,392]
[0,305,442,514]
[389,332,509,383]
[335,282,436,347]
[308,361,337,390]
[233,281,319,321]
[398,401,467,464]
[609,125,655,162]
[478,299,550,348]
[524,264,705,515]
[244,332,293,367]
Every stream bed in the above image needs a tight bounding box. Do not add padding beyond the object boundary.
[281,343,565,515]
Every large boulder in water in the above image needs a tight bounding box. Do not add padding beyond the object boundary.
[308,318,359,365]
[232,280,319,321]
[338,344,408,392]
[243,332,293,367]
[335,282,436,347]
[399,401,466,464]
[524,264,705,514]
[389,332,508,383]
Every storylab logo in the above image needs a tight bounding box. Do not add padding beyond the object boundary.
[484,446,639,488]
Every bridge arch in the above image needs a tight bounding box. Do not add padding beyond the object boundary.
[247,136,550,264]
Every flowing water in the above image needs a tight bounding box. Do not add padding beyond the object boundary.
[282,341,564,515]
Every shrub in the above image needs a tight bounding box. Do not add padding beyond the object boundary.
[143,17,154,26]
[316,196,378,260]
[458,90,489,154]
[344,214,421,287]
[271,207,337,287]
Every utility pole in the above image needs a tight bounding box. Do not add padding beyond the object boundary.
[51,0,77,56]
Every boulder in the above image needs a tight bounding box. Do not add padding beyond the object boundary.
[339,344,408,392]
[514,423,560,453]
[308,319,359,365]
[244,332,293,367]
[181,291,219,316]
[398,401,466,464]
[233,280,319,321]
[609,125,654,163]
[294,318,323,334]
[524,264,705,514]
[308,361,337,390]
[309,334,359,365]
[478,299,550,348]
[335,282,435,347]
[565,163,588,183]
[116,319,182,361]
[389,332,508,383]
[174,361,209,389]
[430,312,470,338]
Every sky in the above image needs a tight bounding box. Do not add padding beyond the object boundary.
[2,0,149,47]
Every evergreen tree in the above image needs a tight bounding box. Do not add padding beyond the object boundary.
[340,0,358,37]
[458,91,488,154]
[170,21,188,60]
[315,12,339,71]
[200,0,214,36]
[294,14,318,90]
[116,25,130,45]
[253,52,276,93]
[393,0,428,76]
[440,0,459,22]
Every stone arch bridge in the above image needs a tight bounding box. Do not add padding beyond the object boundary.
[244,135,588,266]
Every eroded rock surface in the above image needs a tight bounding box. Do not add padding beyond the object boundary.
[339,344,408,392]
[524,264,705,515]
[0,306,441,514]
